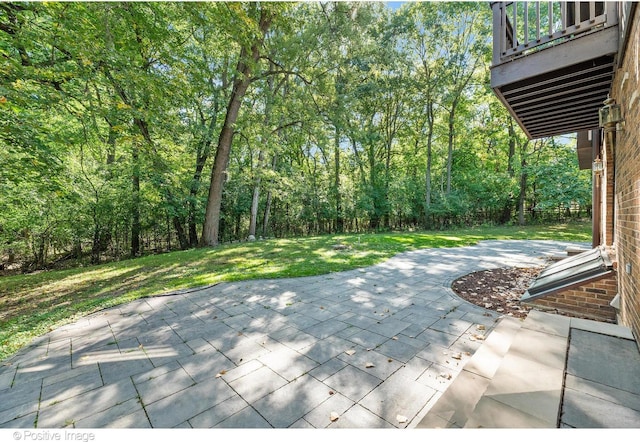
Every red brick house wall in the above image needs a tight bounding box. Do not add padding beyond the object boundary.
[523,274,618,323]
[603,141,615,247]
[611,5,640,340]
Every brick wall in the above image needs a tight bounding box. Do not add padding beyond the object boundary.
[523,274,618,323]
[611,5,640,340]
[603,139,615,246]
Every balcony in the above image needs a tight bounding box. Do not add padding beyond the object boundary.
[491,2,620,139]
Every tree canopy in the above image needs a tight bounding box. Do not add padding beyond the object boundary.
[0,1,591,270]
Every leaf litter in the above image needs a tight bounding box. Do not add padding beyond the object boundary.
[452,266,543,318]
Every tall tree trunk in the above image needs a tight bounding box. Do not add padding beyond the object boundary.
[443,55,475,197]
[368,142,380,230]
[517,137,532,226]
[500,119,517,223]
[131,145,141,257]
[262,189,272,237]
[420,57,435,225]
[383,139,392,229]
[425,113,434,227]
[446,106,455,196]
[262,153,277,237]
[249,150,264,238]
[381,98,400,230]
[90,119,116,263]
[91,225,102,264]
[200,70,251,246]
[334,126,344,232]
[518,157,527,226]
[34,233,47,269]
[249,71,276,239]
[188,154,207,246]
[188,108,219,246]
[507,120,516,178]
[102,69,161,258]
[172,216,189,249]
[200,9,271,247]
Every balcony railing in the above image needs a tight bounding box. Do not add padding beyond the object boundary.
[492,2,619,67]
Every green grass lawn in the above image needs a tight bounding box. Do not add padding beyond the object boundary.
[0,222,591,361]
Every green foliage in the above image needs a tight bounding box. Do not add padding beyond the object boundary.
[530,139,591,214]
[0,2,592,268]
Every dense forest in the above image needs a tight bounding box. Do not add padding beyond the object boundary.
[0,1,591,271]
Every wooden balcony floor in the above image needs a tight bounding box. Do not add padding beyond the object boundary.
[491,25,618,139]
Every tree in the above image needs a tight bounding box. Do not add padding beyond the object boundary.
[438,3,490,197]
[0,1,592,269]
[201,3,275,246]
[397,2,443,226]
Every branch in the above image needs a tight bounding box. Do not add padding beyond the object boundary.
[269,120,302,136]
[253,55,312,85]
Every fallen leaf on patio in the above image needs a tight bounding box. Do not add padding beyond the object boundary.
[452,353,462,360]
[388,359,393,363]
[473,334,485,341]
[345,349,356,356]
[215,370,227,378]
[392,336,398,340]
[397,415,408,424]
[439,373,452,380]
[476,324,486,331]
[365,362,375,368]
[329,390,335,395]
[330,412,340,422]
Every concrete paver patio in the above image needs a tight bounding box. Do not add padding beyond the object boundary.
[0,240,584,429]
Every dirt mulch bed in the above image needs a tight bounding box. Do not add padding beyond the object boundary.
[452,266,544,319]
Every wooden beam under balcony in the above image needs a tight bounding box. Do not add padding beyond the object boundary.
[491,25,618,90]
[490,1,620,140]
[576,129,598,170]
[492,28,618,138]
